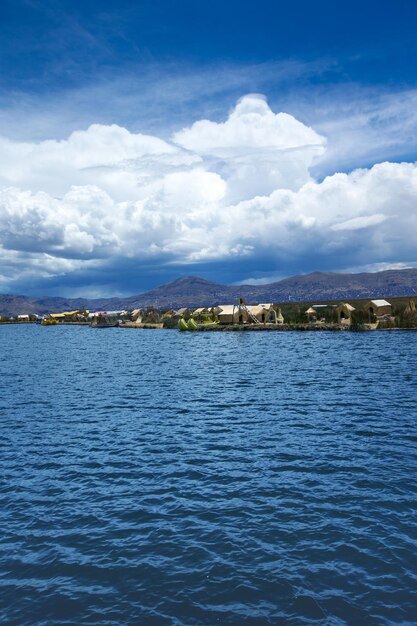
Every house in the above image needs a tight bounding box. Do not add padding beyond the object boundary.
[217,303,280,325]
[175,307,192,318]
[306,304,336,323]
[192,307,212,322]
[106,310,128,319]
[248,303,277,323]
[48,310,86,322]
[364,299,392,318]
[63,310,87,321]
[131,309,143,322]
[305,306,318,322]
[335,302,355,325]
[217,305,238,324]
[17,314,30,322]
[49,313,66,321]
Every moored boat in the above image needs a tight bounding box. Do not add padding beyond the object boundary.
[187,318,198,331]
[41,318,57,326]
[90,315,119,328]
[178,317,189,331]
[178,317,218,331]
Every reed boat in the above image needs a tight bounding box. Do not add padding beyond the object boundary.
[41,318,57,326]
[178,317,217,331]
[90,315,119,328]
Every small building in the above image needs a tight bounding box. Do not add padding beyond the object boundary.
[364,299,392,318]
[63,310,87,321]
[106,310,129,319]
[193,307,213,322]
[175,307,192,318]
[248,303,277,323]
[305,306,317,322]
[48,310,86,322]
[217,303,280,325]
[131,308,143,322]
[335,302,355,325]
[217,305,238,324]
[192,307,209,317]
[49,313,66,321]
[17,314,30,322]
[306,304,337,323]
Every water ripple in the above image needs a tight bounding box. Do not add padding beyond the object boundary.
[0,326,416,625]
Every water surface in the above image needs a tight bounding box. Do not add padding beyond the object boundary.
[1,325,416,625]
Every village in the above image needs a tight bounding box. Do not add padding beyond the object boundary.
[1,296,417,330]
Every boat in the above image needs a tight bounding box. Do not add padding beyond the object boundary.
[178,317,189,331]
[90,315,119,328]
[178,317,218,331]
[178,317,198,331]
[41,318,57,326]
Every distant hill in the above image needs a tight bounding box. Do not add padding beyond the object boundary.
[1,269,417,316]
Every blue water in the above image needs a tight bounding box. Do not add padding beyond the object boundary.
[0,325,416,625]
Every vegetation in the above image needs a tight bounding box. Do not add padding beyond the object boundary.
[278,303,306,324]
[161,316,177,329]
[350,310,372,331]
[394,299,417,328]
[192,312,218,323]
[5,295,417,331]
[142,306,161,324]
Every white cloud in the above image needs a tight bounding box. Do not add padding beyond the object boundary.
[173,94,326,201]
[0,123,197,200]
[173,94,324,156]
[331,214,387,231]
[0,95,417,292]
[298,86,417,177]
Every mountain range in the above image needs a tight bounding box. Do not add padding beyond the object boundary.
[1,269,417,316]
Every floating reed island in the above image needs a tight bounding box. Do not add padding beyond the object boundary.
[3,297,417,331]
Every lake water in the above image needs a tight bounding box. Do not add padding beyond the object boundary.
[0,325,416,625]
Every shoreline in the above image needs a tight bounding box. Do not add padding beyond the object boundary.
[190,323,412,332]
[1,321,416,332]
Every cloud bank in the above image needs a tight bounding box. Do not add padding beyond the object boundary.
[0,94,416,293]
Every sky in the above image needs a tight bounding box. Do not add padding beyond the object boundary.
[1,0,417,296]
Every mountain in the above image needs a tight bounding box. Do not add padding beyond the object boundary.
[129,276,235,307]
[127,269,417,307]
[1,269,417,316]
[253,269,417,302]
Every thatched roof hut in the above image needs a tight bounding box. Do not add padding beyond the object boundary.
[192,307,209,318]
[217,303,279,325]
[175,307,192,318]
[364,299,392,317]
[217,305,238,324]
[335,302,355,325]
[131,309,143,322]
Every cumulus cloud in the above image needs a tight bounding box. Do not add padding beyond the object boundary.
[0,94,416,293]
[0,123,199,200]
[174,93,326,200]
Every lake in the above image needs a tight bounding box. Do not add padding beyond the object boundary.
[1,325,416,625]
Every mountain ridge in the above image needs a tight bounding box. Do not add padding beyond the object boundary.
[1,268,417,316]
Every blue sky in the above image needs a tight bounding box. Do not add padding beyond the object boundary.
[1,0,417,295]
